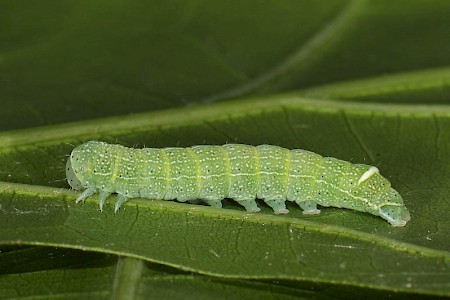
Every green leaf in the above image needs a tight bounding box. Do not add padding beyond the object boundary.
[0,247,319,299]
[1,0,450,298]
[2,0,450,130]
[1,93,450,297]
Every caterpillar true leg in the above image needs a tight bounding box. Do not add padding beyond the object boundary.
[114,194,128,213]
[75,187,97,203]
[98,191,110,211]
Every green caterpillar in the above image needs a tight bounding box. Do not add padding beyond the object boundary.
[66,141,411,226]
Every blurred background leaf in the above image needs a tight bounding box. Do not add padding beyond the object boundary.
[1,0,450,130]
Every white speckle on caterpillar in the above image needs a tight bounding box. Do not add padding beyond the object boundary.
[66,141,411,227]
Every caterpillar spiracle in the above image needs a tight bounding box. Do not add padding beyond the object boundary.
[66,141,411,226]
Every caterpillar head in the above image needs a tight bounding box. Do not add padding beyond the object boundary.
[66,157,83,190]
[66,141,100,190]
[376,188,411,227]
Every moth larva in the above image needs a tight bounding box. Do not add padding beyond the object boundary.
[66,141,411,226]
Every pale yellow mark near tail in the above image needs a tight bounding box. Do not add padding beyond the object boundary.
[357,166,379,185]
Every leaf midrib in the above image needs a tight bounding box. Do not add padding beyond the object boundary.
[1,181,449,260]
[1,94,450,149]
